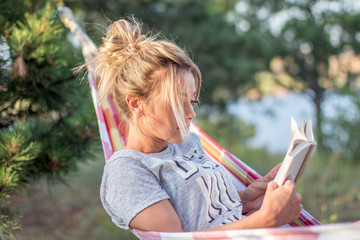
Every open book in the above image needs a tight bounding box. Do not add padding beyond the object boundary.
[273,117,316,186]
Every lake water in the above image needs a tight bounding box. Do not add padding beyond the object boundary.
[228,91,356,153]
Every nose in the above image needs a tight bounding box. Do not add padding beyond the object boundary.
[185,102,196,120]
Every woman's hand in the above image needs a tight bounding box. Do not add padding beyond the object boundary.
[260,178,302,226]
[204,178,302,231]
[239,163,281,213]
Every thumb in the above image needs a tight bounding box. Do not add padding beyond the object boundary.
[267,181,278,192]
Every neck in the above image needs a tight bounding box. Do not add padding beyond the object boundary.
[125,124,168,154]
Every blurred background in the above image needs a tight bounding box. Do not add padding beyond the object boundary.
[1,0,360,239]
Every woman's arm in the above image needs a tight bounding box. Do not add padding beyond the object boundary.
[129,179,302,232]
[129,199,183,232]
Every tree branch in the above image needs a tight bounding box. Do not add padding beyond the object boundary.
[50,74,79,88]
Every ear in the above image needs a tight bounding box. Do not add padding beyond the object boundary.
[126,94,143,115]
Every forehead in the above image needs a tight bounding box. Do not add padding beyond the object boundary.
[149,69,197,103]
[180,71,196,95]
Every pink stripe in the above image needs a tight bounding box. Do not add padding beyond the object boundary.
[192,230,231,239]
[247,170,260,182]
[107,98,125,137]
[133,229,163,240]
[107,96,121,127]
[95,104,106,125]
[88,72,95,86]
[102,142,113,161]
[107,96,128,145]
[101,105,117,153]
[91,85,114,160]
[301,210,321,225]
[266,227,319,240]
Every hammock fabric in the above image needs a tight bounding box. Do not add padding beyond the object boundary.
[58,5,360,240]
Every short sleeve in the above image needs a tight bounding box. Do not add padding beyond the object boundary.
[100,154,169,230]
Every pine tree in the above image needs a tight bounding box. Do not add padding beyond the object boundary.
[0,1,97,238]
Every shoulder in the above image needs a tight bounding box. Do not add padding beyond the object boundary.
[101,149,165,193]
[106,149,141,167]
[103,148,171,182]
[100,150,170,230]
[103,149,149,176]
[107,149,142,164]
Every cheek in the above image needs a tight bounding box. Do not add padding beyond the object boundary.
[146,100,179,132]
[167,108,181,127]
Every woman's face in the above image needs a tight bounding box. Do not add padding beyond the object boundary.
[141,71,197,144]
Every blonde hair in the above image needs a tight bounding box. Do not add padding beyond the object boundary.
[79,18,201,139]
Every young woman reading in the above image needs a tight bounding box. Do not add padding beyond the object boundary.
[80,18,302,233]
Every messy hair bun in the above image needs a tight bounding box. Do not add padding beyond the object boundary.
[79,17,201,138]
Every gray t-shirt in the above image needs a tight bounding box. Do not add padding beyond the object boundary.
[100,132,244,232]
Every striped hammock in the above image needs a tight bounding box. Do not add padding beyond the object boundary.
[58,5,360,240]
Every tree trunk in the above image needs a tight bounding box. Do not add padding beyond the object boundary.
[312,78,325,150]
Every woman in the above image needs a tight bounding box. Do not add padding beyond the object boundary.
[84,18,302,232]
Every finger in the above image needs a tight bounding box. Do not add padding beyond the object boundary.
[263,163,282,181]
[284,177,295,186]
[296,193,302,203]
[267,181,278,191]
[297,204,303,216]
[284,179,296,193]
[296,206,302,218]
[252,181,268,190]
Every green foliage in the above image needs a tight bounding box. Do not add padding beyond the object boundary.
[1,2,78,126]
[0,210,21,240]
[0,123,38,239]
[0,0,98,237]
[1,0,97,175]
[322,92,360,163]
[0,123,40,198]
[233,0,360,148]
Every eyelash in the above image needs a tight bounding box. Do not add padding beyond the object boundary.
[190,100,199,106]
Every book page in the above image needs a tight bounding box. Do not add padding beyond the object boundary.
[287,117,308,152]
[273,117,316,186]
[304,120,314,142]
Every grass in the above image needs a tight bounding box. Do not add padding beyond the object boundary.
[298,151,360,224]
